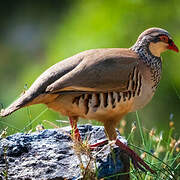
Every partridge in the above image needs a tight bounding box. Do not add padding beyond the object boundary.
[0,27,179,173]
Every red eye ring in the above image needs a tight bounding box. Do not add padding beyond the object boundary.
[159,35,169,43]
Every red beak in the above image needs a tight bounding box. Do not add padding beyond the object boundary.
[167,40,179,52]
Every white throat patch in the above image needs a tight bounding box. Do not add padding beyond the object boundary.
[149,42,168,57]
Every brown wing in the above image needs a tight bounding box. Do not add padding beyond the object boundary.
[0,48,139,117]
[46,48,139,93]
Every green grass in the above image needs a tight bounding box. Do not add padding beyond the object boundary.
[126,111,180,180]
[0,109,180,179]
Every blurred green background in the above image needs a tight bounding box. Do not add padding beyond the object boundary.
[0,0,180,138]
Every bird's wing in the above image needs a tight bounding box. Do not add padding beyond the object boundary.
[46,48,140,93]
[0,48,139,117]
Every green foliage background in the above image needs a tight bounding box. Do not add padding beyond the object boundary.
[0,0,180,136]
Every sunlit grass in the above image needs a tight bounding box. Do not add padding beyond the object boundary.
[121,111,180,180]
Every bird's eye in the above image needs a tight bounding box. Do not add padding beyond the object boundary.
[159,35,169,43]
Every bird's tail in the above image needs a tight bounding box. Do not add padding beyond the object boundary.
[0,91,35,117]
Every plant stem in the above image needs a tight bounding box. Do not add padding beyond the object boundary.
[136,111,145,147]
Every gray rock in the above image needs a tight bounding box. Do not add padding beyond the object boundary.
[0,125,129,180]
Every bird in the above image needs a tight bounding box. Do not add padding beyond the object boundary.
[0,27,179,174]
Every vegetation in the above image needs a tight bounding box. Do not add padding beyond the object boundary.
[72,111,180,179]
[0,1,179,179]
[1,110,179,179]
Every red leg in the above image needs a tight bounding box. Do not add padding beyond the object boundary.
[69,116,81,141]
[115,139,155,174]
[103,123,155,174]
[90,139,109,149]
[89,138,155,174]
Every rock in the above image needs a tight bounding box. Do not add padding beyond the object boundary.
[0,125,129,180]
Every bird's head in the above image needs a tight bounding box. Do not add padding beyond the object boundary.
[135,27,179,57]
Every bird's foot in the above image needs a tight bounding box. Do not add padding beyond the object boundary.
[89,138,155,174]
[115,139,155,174]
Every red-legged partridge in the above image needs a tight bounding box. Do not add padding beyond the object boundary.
[0,27,179,173]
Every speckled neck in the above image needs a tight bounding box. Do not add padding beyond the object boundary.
[130,38,162,90]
